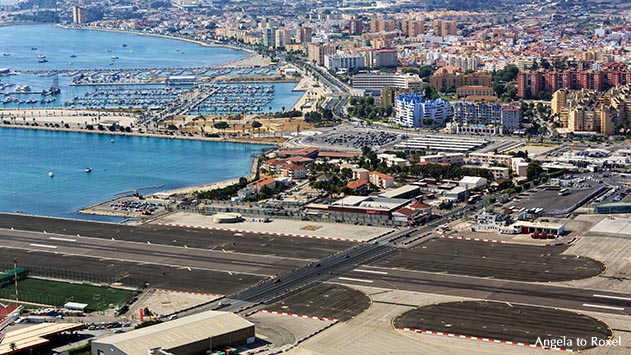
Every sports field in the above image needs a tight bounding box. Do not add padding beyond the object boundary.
[0,278,135,311]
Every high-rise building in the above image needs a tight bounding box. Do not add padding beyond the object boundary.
[401,20,424,38]
[432,20,457,37]
[296,27,312,44]
[349,19,363,35]
[262,27,276,48]
[274,29,292,48]
[363,48,398,68]
[72,6,87,24]
[391,94,453,128]
[307,43,336,66]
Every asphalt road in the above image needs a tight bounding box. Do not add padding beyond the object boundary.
[374,238,605,282]
[340,267,631,316]
[395,301,612,350]
[186,243,397,315]
[0,213,353,260]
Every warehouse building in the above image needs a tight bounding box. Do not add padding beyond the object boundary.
[91,311,255,355]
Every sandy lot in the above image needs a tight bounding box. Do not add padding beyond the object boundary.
[155,212,392,242]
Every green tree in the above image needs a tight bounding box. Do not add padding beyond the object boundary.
[527,161,543,179]
[213,121,229,130]
[252,120,263,129]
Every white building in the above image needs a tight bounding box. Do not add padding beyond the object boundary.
[459,176,488,190]
[352,73,424,90]
[391,93,453,128]
[324,54,365,72]
[419,153,465,165]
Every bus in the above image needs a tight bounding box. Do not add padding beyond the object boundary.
[558,188,569,196]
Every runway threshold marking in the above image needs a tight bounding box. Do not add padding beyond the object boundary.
[353,269,388,275]
[28,243,58,249]
[593,294,631,301]
[49,237,76,242]
[338,277,373,283]
[582,303,625,311]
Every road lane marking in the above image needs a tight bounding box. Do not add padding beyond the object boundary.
[583,303,625,311]
[49,237,76,242]
[338,277,373,283]
[593,294,631,301]
[353,269,388,275]
[29,243,57,249]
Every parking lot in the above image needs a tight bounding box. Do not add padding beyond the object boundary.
[507,185,602,214]
[306,127,400,150]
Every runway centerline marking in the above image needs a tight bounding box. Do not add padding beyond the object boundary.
[583,303,625,311]
[593,294,631,301]
[338,277,373,283]
[29,243,58,249]
[353,269,388,275]
[49,237,77,242]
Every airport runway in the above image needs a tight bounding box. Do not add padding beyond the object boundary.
[0,214,353,259]
[0,228,304,276]
[340,267,631,316]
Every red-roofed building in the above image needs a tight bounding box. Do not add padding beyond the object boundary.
[282,164,307,179]
[276,147,319,158]
[369,171,395,189]
[253,177,276,192]
[347,179,369,195]
[409,200,433,216]
[288,156,315,165]
[264,158,285,175]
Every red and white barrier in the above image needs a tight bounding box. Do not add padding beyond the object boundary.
[398,327,574,352]
[442,235,507,244]
[256,309,337,322]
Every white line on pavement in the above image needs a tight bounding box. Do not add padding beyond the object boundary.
[338,277,373,283]
[49,237,77,242]
[353,269,388,275]
[582,303,625,311]
[593,294,631,302]
[29,243,58,249]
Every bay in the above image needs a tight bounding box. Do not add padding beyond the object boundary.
[0,128,272,219]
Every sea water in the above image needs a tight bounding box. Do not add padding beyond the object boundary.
[0,128,272,219]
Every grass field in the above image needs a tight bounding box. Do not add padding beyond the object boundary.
[0,278,135,311]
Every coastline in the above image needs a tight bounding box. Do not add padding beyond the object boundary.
[0,123,281,147]
[0,24,304,221]
[54,24,259,57]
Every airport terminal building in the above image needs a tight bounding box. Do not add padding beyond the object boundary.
[91,311,255,355]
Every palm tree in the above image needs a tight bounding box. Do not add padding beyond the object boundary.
[9,342,16,352]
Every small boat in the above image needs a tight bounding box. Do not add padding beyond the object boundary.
[122,43,127,47]
[47,171,54,177]
[37,54,46,59]
[70,54,77,58]
[2,53,9,56]
[31,47,37,50]
[85,167,92,173]
[38,58,48,63]
[107,48,113,52]
[111,55,119,59]
[110,139,115,143]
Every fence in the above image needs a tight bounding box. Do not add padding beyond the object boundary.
[0,263,145,289]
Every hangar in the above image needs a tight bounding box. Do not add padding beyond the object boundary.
[91,311,255,355]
